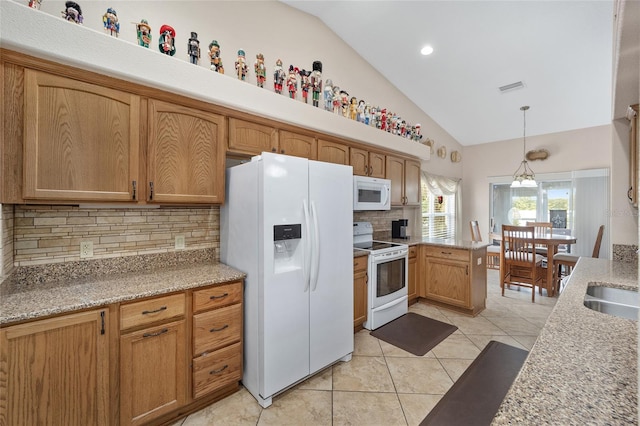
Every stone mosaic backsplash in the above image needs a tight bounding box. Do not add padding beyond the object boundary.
[11,205,220,267]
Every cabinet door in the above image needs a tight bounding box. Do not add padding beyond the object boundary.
[404,159,422,206]
[350,147,369,176]
[147,99,226,204]
[279,130,317,159]
[228,118,277,156]
[23,69,140,202]
[425,257,470,308]
[386,156,405,206]
[353,256,368,329]
[408,246,418,304]
[368,151,386,178]
[0,309,110,426]
[317,139,349,165]
[120,319,187,426]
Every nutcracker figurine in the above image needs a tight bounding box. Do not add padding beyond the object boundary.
[28,0,42,9]
[133,19,151,47]
[310,61,322,107]
[208,40,224,73]
[235,50,248,81]
[349,97,358,120]
[273,59,285,94]
[187,32,200,65]
[323,79,333,111]
[286,65,298,99]
[61,1,83,24]
[332,85,341,114]
[299,69,310,103]
[102,7,119,37]
[357,100,366,123]
[159,25,176,56]
[254,53,266,87]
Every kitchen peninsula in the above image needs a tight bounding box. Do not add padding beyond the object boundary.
[393,238,489,316]
[493,257,638,424]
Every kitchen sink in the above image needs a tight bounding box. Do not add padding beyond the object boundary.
[584,285,639,321]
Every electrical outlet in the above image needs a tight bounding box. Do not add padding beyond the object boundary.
[175,235,185,250]
[477,257,482,265]
[80,241,93,258]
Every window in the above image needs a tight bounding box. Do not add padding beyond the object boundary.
[421,182,456,239]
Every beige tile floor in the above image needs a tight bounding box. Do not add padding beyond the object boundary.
[173,270,557,426]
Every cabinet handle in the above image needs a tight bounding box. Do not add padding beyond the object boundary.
[149,181,154,200]
[209,293,229,300]
[209,365,228,375]
[210,324,229,333]
[132,180,137,200]
[441,251,452,255]
[143,328,168,338]
[466,265,469,275]
[271,147,277,152]
[365,273,368,284]
[142,306,167,315]
[281,149,285,154]
[100,311,105,335]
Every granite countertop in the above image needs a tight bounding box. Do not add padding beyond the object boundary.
[391,236,490,250]
[493,257,638,424]
[0,262,246,325]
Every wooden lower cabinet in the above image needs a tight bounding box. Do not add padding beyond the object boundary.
[120,319,187,426]
[421,246,487,316]
[0,309,110,426]
[353,255,368,331]
[0,279,244,426]
[408,246,418,305]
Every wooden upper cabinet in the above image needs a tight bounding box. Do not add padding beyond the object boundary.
[228,117,278,156]
[147,99,226,204]
[279,130,317,159]
[23,69,140,202]
[386,156,421,206]
[351,147,385,178]
[317,139,349,165]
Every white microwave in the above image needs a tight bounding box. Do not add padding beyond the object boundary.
[353,176,391,211]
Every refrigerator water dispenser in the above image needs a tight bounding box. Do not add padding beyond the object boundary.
[273,224,302,273]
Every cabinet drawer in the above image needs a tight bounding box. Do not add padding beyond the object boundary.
[424,246,468,262]
[120,293,185,331]
[193,281,243,313]
[409,246,418,258]
[354,255,368,272]
[193,303,242,356]
[193,342,242,399]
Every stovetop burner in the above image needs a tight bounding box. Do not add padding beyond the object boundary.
[354,240,404,251]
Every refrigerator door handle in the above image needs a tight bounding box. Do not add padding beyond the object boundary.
[310,201,321,291]
[302,199,311,292]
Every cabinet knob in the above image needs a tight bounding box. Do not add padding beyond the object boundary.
[271,147,277,152]
[281,149,285,154]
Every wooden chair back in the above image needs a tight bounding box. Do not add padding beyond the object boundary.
[525,222,553,238]
[501,225,543,302]
[469,220,482,242]
[592,225,605,258]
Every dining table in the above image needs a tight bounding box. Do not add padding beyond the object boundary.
[489,231,577,297]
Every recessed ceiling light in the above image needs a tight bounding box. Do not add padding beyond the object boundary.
[420,45,434,56]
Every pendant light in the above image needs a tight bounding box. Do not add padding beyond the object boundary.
[511,105,537,188]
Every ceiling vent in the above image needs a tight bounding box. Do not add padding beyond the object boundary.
[498,81,525,93]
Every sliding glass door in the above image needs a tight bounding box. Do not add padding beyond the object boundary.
[490,169,609,258]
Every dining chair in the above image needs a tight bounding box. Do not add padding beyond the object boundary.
[554,225,605,288]
[525,221,553,256]
[501,225,545,302]
[469,220,500,270]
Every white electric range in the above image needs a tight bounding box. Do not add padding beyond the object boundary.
[353,222,408,330]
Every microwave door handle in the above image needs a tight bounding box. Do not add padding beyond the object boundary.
[383,185,390,207]
[302,199,311,292]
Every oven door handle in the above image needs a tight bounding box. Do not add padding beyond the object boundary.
[302,199,311,292]
[310,200,321,292]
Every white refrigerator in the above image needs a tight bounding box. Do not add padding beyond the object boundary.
[221,152,354,408]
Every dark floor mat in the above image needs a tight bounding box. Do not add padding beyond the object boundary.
[420,340,529,426]
[370,313,458,356]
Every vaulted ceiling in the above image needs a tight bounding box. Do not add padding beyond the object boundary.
[282,1,616,146]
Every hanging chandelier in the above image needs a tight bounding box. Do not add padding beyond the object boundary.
[511,105,537,188]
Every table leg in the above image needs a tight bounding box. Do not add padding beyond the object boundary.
[546,243,557,297]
